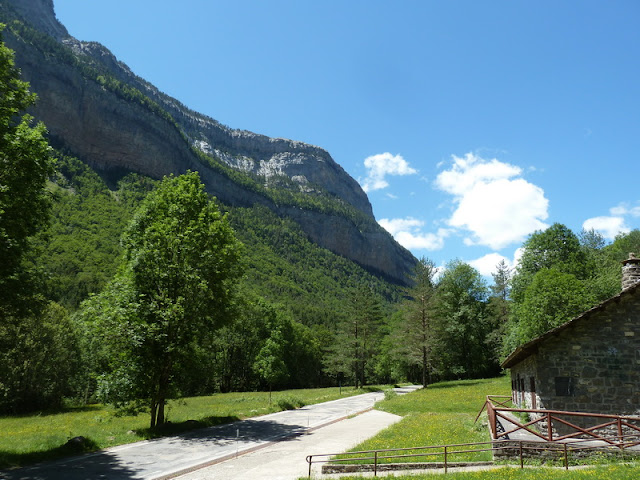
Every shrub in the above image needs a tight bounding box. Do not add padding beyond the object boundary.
[276,396,306,410]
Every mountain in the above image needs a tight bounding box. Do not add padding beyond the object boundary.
[1,0,416,284]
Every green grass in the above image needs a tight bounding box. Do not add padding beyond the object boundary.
[328,376,640,478]
[0,385,374,469]
[335,464,640,480]
[336,376,511,464]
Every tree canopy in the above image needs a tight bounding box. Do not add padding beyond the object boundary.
[0,25,53,316]
[87,172,243,427]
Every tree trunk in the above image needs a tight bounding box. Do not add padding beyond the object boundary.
[150,400,158,429]
[153,357,172,427]
[157,398,165,426]
[422,345,428,388]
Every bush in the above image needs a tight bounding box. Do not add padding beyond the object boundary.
[0,302,79,414]
[384,389,398,401]
[276,396,306,410]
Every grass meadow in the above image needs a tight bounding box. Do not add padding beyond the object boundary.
[0,385,371,469]
[335,376,509,465]
[337,464,640,480]
[330,376,640,480]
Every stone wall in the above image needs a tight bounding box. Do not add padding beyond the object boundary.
[510,354,540,410]
[509,289,640,435]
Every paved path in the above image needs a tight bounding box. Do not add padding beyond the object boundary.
[1,387,421,480]
[176,409,402,480]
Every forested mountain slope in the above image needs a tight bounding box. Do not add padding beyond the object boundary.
[1,0,416,284]
[37,156,402,324]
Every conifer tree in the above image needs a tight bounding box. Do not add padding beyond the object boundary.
[400,257,438,387]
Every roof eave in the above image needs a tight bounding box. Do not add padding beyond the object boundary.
[501,281,640,369]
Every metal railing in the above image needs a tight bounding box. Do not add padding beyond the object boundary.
[306,435,640,477]
[306,441,495,477]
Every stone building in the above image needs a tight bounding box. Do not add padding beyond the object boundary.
[502,254,640,416]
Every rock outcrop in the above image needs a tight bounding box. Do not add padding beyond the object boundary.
[2,0,416,283]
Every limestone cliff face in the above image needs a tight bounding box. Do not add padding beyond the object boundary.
[3,0,416,283]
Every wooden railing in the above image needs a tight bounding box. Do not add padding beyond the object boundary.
[478,395,640,448]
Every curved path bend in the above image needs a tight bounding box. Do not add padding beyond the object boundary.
[1,386,421,480]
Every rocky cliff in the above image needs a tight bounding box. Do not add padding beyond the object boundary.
[1,0,416,284]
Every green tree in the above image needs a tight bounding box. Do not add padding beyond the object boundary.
[206,292,273,393]
[91,172,243,428]
[486,260,512,362]
[0,302,78,413]
[254,324,288,405]
[0,26,53,315]
[511,223,587,303]
[400,257,438,387]
[432,260,495,379]
[504,224,608,356]
[579,228,619,302]
[504,268,594,353]
[325,285,382,388]
[0,30,78,415]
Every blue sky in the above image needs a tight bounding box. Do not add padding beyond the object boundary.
[53,1,640,277]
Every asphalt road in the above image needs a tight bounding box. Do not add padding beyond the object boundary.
[1,388,420,480]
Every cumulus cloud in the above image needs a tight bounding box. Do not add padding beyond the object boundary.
[469,253,513,277]
[379,217,450,251]
[469,248,524,278]
[435,153,549,250]
[582,216,629,240]
[582,202,640,240]
[610,202,640,218]
[360,152,417,193]
[435,153,522,196]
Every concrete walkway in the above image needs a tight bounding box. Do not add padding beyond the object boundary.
[176,409,402,480]
[1,387,421,480]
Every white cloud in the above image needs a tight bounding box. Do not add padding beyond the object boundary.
[435,153,549,250]
[513,247,525,268]
[469,253,513,277]
[379,217,450,251]
[610,202,640,217]
[360,152,417,193]
[379,217,423,236]
[583,202,640,240]
[435,153,521,196]
[582,216,629,240]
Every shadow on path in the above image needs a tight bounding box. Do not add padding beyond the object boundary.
[0,419,307,480]
[0,449,140,480]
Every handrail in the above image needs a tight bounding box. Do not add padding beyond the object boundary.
[474,395,512,423]
[481,395,640,448]
[305,435,640,477]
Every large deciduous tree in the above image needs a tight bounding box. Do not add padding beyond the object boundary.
[88,172,243,428]
[0,31,78,414]
[503,268,594,354]
[0,27,53,315]
[504,224,600,355]
[511,223,587,303]
[432,260,496,379]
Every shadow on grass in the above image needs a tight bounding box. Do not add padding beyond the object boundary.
[1,417,310,479]
[134,415,240,439]
[361,386,384,393]
[0,414,241,472]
